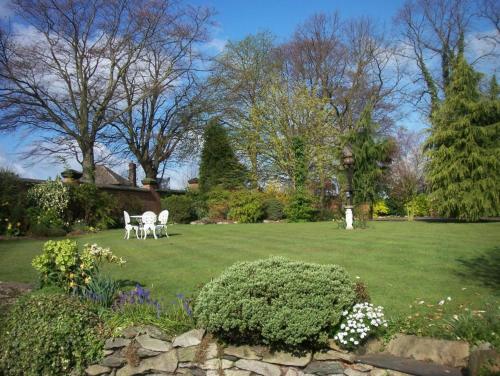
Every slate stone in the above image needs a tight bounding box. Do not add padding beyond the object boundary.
[224,369,252,376]
[344,368,367,376]
[100,355,126,368]
[313,349,355,363]
[356,353,463,376]
[104,338,131,349]
[385,334,469,368]
[303,361,344,375]
[116,350,178,376]
[173,329,206,348]
[200,358,234,370]
[121,325,170,341]
[224,345,263,360]
[177,346,199,362]
[234,359,281,376]
[103,349,115,356]
[136,334,172,352]
[85,364,111,376]
[262,350,311,366]
[137,347,161,358]
[223,355,239,361]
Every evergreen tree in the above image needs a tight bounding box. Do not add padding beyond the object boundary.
[199,118,247,192]
[426,57,500,221]
[350,106,392,208]
[487,74,499,100]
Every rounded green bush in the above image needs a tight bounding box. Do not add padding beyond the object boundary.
[195,257,356,350]
[162,195,196,223]
[263,197,285,220]
[0,292,105,376]
[228,190,265,223]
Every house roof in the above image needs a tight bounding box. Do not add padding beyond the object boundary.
[81,165,132,186]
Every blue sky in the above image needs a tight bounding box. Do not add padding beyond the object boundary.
[0,0,497,187]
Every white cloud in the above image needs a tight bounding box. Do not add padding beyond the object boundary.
[205,38,227,54]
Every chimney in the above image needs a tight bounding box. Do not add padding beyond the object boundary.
[128,162,137,187]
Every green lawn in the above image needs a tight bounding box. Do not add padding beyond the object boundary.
[0,221,498,316]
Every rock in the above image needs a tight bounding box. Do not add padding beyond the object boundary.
[103,349,115,356]
[224,345,263,360]
[223,355,239,361]
[328,339,349,353]
[85,364,111,376]
[204,342,219,359]
[369,369,387,376]
[173,329,206,348]
[356,339,384,355]
[137,347,161,358]
[224,369,252,376]
[304,361,344,375]
[200,358,234,370]
[117,350,178,376]
[313,350,355,363]
[136,334,172,352]
[344,369,367,376]
[351,363,373,372]
[385,334,469,368]
[100,355,126,368]
[177,346,199,362]
[468,348,500,376]
[262,351,311,367]
[179,369,206,376]
[284,368,304,376]
[235,359,281,376]
[104,338,131,349]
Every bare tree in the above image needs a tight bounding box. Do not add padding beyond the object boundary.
[111,4,213,180]
[0,0,169,182]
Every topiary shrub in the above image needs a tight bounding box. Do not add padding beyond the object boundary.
[285,191,317,222]
[0,292,105,375]
[162,195,196,223]
[195,257,356,350]
[228,190,265,223]
[263,197,285,220]
[206,188,231,221]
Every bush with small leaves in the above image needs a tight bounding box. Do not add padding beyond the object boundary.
[0,292,105,376]
[195,257,356,350]
[228,190,265,223]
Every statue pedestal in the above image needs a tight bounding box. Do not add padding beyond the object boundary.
[345,206,354,230]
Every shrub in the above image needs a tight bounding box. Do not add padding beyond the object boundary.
[27,178,70,231]
[0,292,105,375]
[0,169,27,236]
[354,281,371,303]
[195,257,356,350]
[68,183,116,229]
[162,195,196,224]
[285,191,316,222]
[406,194,430,218]
[228,190,265,223]
[263,197,285,220]
[373,200,390,218]
[206,188,231,221]
[32,240,125,292]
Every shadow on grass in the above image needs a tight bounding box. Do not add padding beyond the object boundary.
[456,247,500,289]
[116,279,142,290]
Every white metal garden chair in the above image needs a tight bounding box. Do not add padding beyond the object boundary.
[141,211,158,239]
[155,210,169,238]
[123,211,140,240]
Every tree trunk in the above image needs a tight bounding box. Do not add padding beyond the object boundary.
[81,146,95,183]
[141,161,158,180]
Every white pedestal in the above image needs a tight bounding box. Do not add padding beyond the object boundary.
[345,206,353,230]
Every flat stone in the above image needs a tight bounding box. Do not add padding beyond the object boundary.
[104,338,131,349]
[314,350,355,363]
[304,361,344,375]
[85,364,111,376]
[100,355,126,367]
[344,369,367,376]
[284,368,304,376]
[329,339,349,353]
[235,359,281,376]
[117,350,178,376]
[204,342,219,359]
[223,355,239,361]
[351,363,373,371]
[224,369,252,376]
[356,353,462,376]
[136,334,172,352]
[200,358,234,370]
[224,345,263,360]
[173,329,206,348]
[385,334,469,368]
[369,370,387,376]
[177,346,199,362]
[179,369,206,376]
[103,349,115,356]
[356,339,384,356]
[137,347,161,358]
[262,351,311,366]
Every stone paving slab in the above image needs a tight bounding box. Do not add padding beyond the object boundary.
[355,354,463,376]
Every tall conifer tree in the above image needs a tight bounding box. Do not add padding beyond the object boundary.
[426,57,500,221]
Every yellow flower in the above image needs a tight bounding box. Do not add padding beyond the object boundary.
[7,223,12,230]
[69,281,76,288]
[69,273,75,279]
[84,276,91,284]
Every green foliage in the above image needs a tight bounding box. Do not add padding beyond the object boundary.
[0,169,27,236]
[263,197,285,220]
[350,106,393,206]
[0,292,105,376]
[195,257,356,350]
[389,298,499,349]
[373,200,390,218]
[81,273,119,308]
[162,195,196,224]
[68,183,116,229]
[199,118,247,192]
[228,190,265,223]
[285,191,316,222]
[406,194,430,218]
[426,56,500,221]
[206,188,231,221]
[32,240,125,292]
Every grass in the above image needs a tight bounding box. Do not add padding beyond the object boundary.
[0,221,499,316]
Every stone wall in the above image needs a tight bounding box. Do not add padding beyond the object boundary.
[85,327,478,376]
